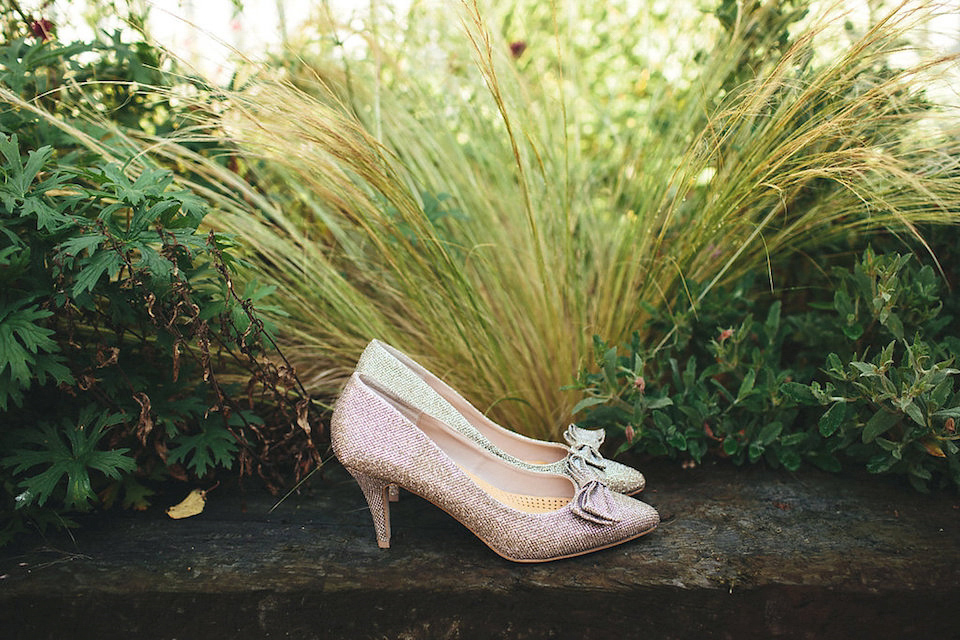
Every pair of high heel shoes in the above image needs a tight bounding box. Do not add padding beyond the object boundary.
[332,340,659,563]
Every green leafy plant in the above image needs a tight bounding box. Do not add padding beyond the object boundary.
[4,407,136,511]
[795,340,960,491]
[0,125,318,541]
[573,248,960,490]
[0,33,321,545]
[573,297,814,472]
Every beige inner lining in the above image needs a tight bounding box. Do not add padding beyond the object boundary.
[463,469,570,514]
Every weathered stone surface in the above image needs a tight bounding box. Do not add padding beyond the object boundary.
[2,459,958,639]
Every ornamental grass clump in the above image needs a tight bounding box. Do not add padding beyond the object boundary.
[94,0,960,439]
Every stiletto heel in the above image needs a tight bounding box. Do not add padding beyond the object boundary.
[346,467,395,548]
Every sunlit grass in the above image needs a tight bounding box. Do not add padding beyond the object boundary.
[14,0,958,440]
[196,0,960,439]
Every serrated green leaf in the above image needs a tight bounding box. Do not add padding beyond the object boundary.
[64,460,95,510]
[13,463,65,508]
[20,195,72,231]
[100,164,144,205]
[57,232,105,257]
[167,424,238,477]
[0,136,54,196]
[3,410,135,510]
[134,244,173,280]
[131,199,180,233]
[71,249,124,297]
[0,133,23,175]
[0,302,57,386]
[173,192,207,227]
[29,352,73,386]
[120,479,155,510]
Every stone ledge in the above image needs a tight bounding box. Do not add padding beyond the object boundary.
[2,459,958,639]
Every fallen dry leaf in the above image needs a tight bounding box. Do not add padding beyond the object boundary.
[166,488,208,519]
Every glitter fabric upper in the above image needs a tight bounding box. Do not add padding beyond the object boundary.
[355,339,645,494]
[331,373,659,562]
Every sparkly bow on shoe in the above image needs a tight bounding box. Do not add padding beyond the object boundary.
[570,479,622,525]
[564,425,608,471]
[564,424,646,495]
[564,448,620,525]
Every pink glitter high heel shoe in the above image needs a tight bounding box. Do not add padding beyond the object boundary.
[332,373,659,563]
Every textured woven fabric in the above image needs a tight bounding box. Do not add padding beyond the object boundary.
[355,339,645,494]
[331,373,659,562]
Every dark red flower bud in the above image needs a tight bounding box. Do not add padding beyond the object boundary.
[29,18,54,41]
[509,41,527,59]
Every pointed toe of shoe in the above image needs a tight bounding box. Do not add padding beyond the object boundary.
[613,492,659,538]
[604,460,646,495]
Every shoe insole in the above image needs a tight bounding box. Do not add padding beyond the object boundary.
[462,469,570,514]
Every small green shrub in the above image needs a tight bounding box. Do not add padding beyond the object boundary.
[573,248,960,491]
[0,35,320,545]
